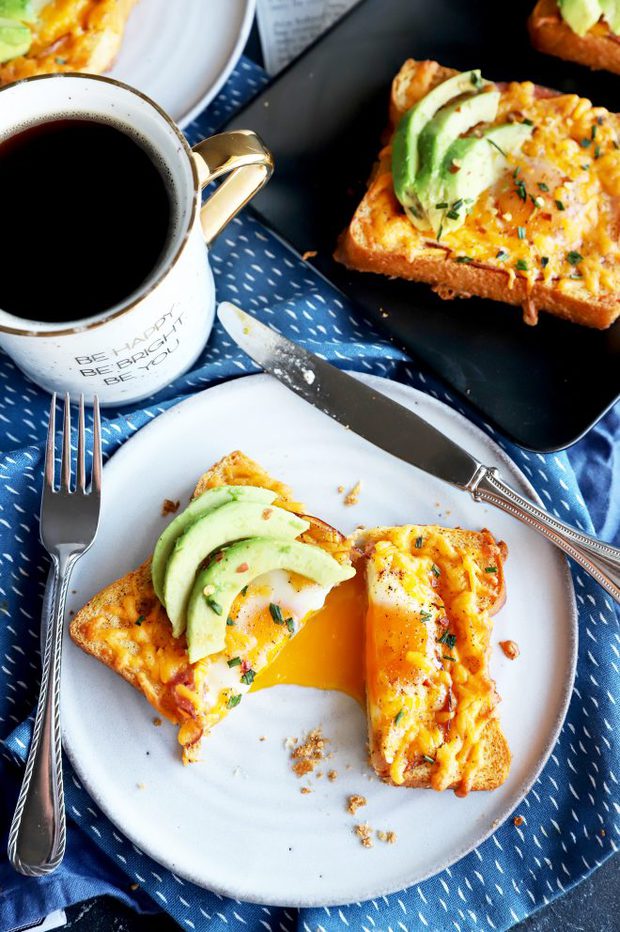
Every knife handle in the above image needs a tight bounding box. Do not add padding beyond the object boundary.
[469,467,620,604]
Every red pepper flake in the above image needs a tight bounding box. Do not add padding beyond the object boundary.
[214,552,224,562]
[513,815,524,827]
[262,508,273,520]
[236,562,249,573]
[449,162,461,174]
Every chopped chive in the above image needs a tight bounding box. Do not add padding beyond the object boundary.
[241,585,248,596]
[567,251,583,265]
[286,618,295,634]
[452,198,464,211]
[541,256,549,268]
[227,656,242,667]
[581,163,591,170]
[394,708,406,726]
[537,182,549,192]
[522,118,534,126]
[555,199,565,211]
[438,631,457,648]
[485,566,498,573]
[488,138,507,157]
[435,201,449,209]
[269,602,284,624]
[516,259,529,271]
[431,564,441,578]
[226,617,235,627]
[423,755,436,764]
[241,669,255,685]
[513,166,521,179]
[515,180,527,201]
[420,610,433,623]
[446,209,460,220]
[227,694,242,709]
[437,223,444,241]
[207,597,223,615]
[580,138,591,148]
[456,255,473,263]
[415,536,424,549]
[135,615,145,626]
[496,249,508,261]
[517,226,526,240]
[443,654,457,662]
[591,125,597,139]
[594,144,601,159]
[470,71,483,88]
[55,56,66,65]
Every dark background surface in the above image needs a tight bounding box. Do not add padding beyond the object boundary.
[57,14,619,932]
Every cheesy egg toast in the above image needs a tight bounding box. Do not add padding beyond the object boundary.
[70,451,353,763]
[0,0,138,84]
[335,58,620,329]
[529,0,620,75]
[356,524,509,795]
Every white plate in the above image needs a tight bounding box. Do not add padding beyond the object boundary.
[61,373,577,907]
[107,0,256,128]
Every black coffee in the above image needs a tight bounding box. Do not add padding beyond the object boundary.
[0,118,172,323]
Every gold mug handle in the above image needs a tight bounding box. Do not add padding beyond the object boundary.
[192,130,274,246]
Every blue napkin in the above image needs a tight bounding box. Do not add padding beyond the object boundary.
[0,57,618,932]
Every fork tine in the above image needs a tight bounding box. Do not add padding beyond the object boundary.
[61,393,71,493]
[92,395,102,494]
[44,393,57,492]
[77,395,86,491]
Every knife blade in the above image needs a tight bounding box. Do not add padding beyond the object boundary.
[217,301,482,491]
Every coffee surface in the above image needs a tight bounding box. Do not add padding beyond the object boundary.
[0,119,172,323]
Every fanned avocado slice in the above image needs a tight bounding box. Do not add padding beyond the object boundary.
[438,122,533,235]
[392,69,489,215]
[163,502,309,637]
[152,485,277,602]
[600,0,620,32]
[186,537,356,663]
[414,89,501,235]
[0,0,35,22]
[0,16,30,62]
[558,0,602,35]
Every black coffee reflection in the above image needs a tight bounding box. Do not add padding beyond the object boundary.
[0,118,173,323]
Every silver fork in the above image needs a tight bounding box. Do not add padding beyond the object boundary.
[8,393,102,876]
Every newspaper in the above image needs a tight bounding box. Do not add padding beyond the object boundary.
[256,0,359,75]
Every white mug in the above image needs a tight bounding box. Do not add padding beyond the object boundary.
[0,74,273,405]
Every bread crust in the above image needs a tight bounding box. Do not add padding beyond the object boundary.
[335,57,620,330]
[528,0,620,74]
[0,0,139,85]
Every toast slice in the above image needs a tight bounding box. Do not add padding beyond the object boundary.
[0,0,139,85]
[529,0,620,74]
[356,524,510,795]
[70,451,353,763]
[335,58,620,330]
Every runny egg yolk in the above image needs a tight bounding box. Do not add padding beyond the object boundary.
[252,573,366,705]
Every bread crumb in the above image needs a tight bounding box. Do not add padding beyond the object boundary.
[152,717,162,727]
[129,882,139,891]
[377,830,397,844]
[302,250,317,261]
[347,794,367,815]
[600,828,606,837]
[284,736,297,750]
[259,735,266,742]
[136,782,145,790]
[513,815,524,827]
[354,823,374,848]
[500,639,520,660]
[344,481,362,506]
[327,770,338,782]
[290,728,328,778]
[337,485,345,494]
[161,498,180,516]
[300,786,312,794]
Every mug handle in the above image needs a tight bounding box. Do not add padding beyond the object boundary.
[192,130,274,245]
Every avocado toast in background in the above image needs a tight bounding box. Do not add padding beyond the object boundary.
[335,58,620,329]
[0,0,138,83]
[529,0,620,74]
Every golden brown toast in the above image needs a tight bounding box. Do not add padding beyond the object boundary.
[529,0,620,74]
[0,0,139,85]
[356,524,510,795]
[335,58,620,330]
[70,451,352,763]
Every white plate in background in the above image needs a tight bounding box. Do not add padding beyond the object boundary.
[109,0,256,127]
[61,373,577,906]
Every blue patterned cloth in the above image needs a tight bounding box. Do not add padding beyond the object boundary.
[0,57,618,932]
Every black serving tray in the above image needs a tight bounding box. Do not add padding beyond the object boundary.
[226,0,620,451]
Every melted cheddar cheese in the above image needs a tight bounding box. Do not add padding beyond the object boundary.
[360,525,506,795]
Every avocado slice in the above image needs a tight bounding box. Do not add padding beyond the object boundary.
[392,69,489,217]
[558,0,602,35]
[438,122,533,235]
[151,485,277,603]
[186,537,356,663]
[0,16,30,62]
[0,0,34,20]
[414,89,501,235]
[600,0,620,32]
[163,502,310,637]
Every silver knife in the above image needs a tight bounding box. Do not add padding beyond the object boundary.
[218,301,620,604]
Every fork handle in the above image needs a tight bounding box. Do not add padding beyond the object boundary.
[8,553,76,875]
[470,467,620,603]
